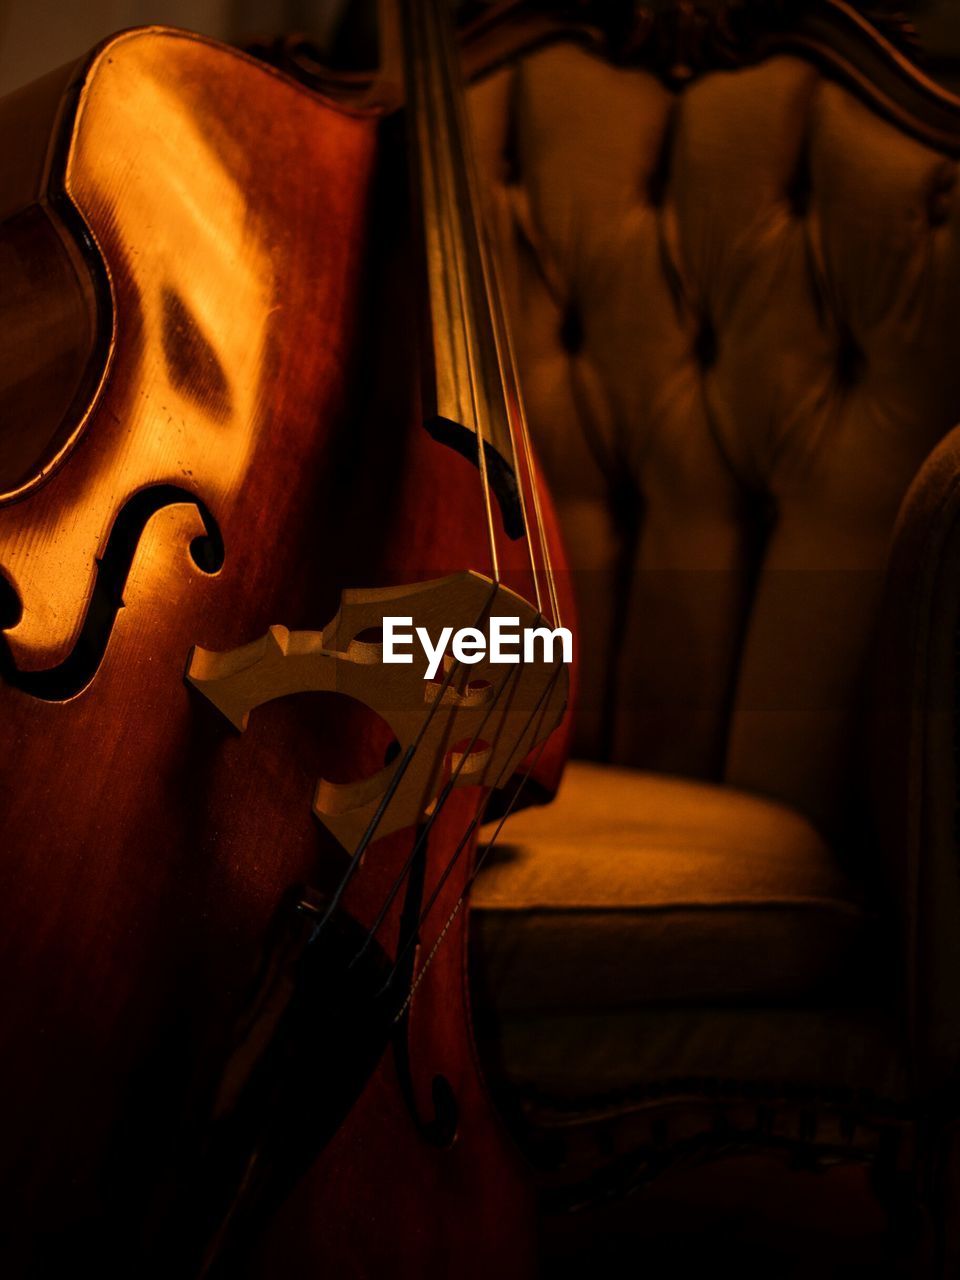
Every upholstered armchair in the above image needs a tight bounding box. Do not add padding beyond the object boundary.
[462,1,960,1269]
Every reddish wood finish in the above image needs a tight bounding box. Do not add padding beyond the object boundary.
[0,27,573,1278]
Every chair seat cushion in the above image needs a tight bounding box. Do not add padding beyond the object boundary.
[471,761,871,1012]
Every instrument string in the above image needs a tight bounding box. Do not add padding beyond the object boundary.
[314,580,500,935]
[351,654,523,962]
[402,0,568,946]
[389,660,564,1018]
[430,0,554,621]
[318,1,567,985]
[409,0,500,585]
[486,235,563,628]
[319,0,508,928]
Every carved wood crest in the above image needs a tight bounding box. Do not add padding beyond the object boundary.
[559,1,922,85]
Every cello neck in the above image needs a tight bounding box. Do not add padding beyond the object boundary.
[399,0,526,545]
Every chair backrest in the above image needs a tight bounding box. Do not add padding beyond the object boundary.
[468,2,960,837]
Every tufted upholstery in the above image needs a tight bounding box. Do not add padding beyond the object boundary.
[468,46,960,839]
[464,29,960,1249]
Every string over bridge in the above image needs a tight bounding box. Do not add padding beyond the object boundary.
[187,570,568,852]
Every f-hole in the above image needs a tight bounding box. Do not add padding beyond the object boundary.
[0,484,223,701]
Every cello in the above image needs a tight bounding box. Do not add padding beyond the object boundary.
[0,1,573,1276]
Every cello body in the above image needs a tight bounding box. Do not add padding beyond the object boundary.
[0,27,569,1277]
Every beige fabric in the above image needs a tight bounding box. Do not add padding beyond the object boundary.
[483,1006,906,1107]
[469,49,960,834]
[472,762,870,1011]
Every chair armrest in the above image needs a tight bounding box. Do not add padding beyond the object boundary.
[871,423,960,1092]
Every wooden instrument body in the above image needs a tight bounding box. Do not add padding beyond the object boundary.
[0,28,569,1277]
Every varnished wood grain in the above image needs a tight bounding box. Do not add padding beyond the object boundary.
[0,26,574,1278]
[0,206,99,496]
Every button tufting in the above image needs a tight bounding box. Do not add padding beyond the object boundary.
[646,101,676,210]
[835,324,865,388]
[501,141,520,187]
[927,164,957,227]
[785,157,811,218]
[560,303,584,355]
[694,315,717,369]
[745,489,778,547]
[647,167,667,209]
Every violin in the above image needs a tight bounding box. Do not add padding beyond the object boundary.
[0,1,572,1276]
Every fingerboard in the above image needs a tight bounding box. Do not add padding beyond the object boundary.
[400,0,525,541]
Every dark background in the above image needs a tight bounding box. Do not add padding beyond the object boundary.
[2,1,960,98]
[0,1,347,95]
